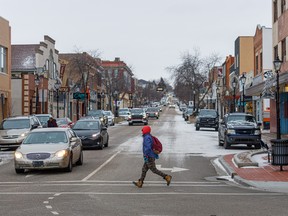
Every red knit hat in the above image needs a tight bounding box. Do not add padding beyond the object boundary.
[142,125,151,135]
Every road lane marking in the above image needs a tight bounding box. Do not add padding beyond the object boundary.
[43,201,49,204]
[0,191,283,196]
[51,212,59,215]
[81,150,121,181]
[46,205,52,209]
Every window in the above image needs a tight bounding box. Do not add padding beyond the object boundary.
[0,46,7,74]
[260,52,263,73]
[282,38,286,61]
[274,45,279,60]
[255,55,259,74]
[274,1,278,22]
[281,0,286,14]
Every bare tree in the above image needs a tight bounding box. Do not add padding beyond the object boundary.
[167,49,221,110]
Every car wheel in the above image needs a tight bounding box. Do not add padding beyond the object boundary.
[129,123,132,126]
[215,127,218,131]
[15,168,25,174]
[254,143,261,149]
[144,122,148,125]
[196,126,200,131]
[224,138,230,149]
[64,156,73,172]
[104,136,109,148]
[76,151,83,166]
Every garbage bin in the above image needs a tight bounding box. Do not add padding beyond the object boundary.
[271,139,288,171]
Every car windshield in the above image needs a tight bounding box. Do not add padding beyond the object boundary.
[104,111,112,116]
[131,109,144,114]
[119,111,128,115]
[199,110,217,117]
[119,108,129,112]
[146,108,158,112]
[187,109,193,114]
[23,131,68,144]
[88,110,102,116]
[227,115,256,123]
[73,121,100,130]
[35,116,50,125]
[0,119,30,129]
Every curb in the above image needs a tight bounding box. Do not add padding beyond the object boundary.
[218,155,255,188]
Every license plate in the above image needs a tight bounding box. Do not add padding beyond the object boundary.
[32,161,44,167]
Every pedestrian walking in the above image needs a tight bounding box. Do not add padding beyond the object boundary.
[47,117,58,127]
[133,125,172,188]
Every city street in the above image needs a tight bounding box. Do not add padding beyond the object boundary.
[1,107,288,216]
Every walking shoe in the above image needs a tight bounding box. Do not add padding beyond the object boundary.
[133,179,143,188]
[165,175,172,186]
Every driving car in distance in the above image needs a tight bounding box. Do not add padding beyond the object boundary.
[118,108,131,120]
[195,109,219,131]
[104,111,115,126]
[14,128,83,173]
[128,108,148,126]
[218,112,262,149]
[146,107,159,119]
[72,119,109,150]
[87,110,108,127]
[0,115,42,150]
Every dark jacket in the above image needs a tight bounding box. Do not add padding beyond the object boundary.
[47,119,58,127]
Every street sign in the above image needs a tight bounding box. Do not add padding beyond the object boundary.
[73,92,86,100]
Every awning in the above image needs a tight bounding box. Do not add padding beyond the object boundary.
[245,71,288,96]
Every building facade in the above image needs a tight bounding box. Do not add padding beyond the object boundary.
[0,17,11,121]
[11,35,60,117]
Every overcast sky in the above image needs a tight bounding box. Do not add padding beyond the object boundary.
[2,0,271,82]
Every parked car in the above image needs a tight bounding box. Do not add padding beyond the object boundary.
[14,128,83,173]
[218,113,262,149]
[146,107,159,119]
[128,108,148,126]
[195,109,219,131]
[72,119,109,149]
[118,108,131,120]
[87,110,108,127]
[56,117,74,128]
[183,108,194,121]
[35,114,53,127]
[104,111,115,126]
[0,115,42,150]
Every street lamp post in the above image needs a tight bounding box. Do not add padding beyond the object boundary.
[240,73,246,113]
[273,56,283,139]
[83,71,88,116]
[216,87,219,113]
[34,74,40,114]
[54,78,61,118]
[232,77,237,112]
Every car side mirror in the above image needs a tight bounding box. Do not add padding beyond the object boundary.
[31,124,38,129]
[257,122,262,126]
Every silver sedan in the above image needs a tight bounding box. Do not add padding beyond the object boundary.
[14,128,83,174]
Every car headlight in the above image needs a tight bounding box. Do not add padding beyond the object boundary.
[15,151,23,159]
[20,132,28,137]
[55,150,68,158]
[254,130,261,135]
[92,133,100,138]
[227,129,236,135]
[100,117,104,122]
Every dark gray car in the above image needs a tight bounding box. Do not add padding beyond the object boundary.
[218,113,262,149]
[72,119,109,150]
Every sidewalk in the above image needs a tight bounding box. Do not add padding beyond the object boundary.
[218,131,288,193]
